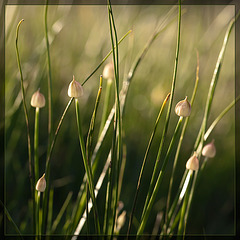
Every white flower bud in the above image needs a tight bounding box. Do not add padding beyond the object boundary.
[175,96,191,117]
[68,76,84,98]
[36,173,46,192]
[31,89,45,108]
[103,62,114,80]
[186,152,199,171]
[202,140,216,158]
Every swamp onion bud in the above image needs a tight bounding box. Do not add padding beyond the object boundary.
[68,75,84,98]
[186,152,199,171]
[103,62,114,80]
[175,96,191,117]
[36,173,46,192]
[202,140,216,158]
[31,89,45,108]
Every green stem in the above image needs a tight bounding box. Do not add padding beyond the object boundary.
[36,191,41,238]
[44,0,53,147]
[81,30,132,86]
[75,98,101,235]
[137,117,183,237]
[34,107,40,183]
[127,93,170,236]
[42,98,73,233]
[98,78,113,138]
[164,51,199,231]
[15,19,35,234]
[141,0,182,222]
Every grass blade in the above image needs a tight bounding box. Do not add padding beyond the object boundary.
[15,19,35,233]
[127,93,170,236]
[141,0,182,218]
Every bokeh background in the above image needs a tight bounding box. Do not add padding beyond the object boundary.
[5,4,235,235]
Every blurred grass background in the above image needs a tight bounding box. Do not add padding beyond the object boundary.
[5,4,235,235]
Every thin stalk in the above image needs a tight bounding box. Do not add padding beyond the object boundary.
[141,0,182,218]
[36,191,41,238]
[42,98,73,232]
[137,117,183,237]
[98,78,113,138]
[127,93,170,236]
[194,11,239,152]
[164,51,199,231]
[81,30,132,86]
[183,13,239,234]
[75,98,101,235]
[107,1,122,236]
[34,107,40,236]
[204,95,240,141]
[34,107,40,183]
[86,75,103,162]
[15,19,35,233]
[44,0,53,147]
[46,188,53,234]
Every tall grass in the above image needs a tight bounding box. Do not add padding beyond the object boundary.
[4,2,238,239]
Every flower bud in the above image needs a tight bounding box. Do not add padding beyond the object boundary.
[186,152,199,171]
[68,75,84,98]
[175,96,191,117]
[202,140,216,158]
[103,62,114,80]
[36,173,46,192]
[31,89,45,108]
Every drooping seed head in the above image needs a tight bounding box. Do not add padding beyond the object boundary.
[202,140,216,158]
[68,75,84,98]
[186,152,199,171]
[31,89,45,108]
[175,96,191,117]
[36,173,46,192]
[103,62,114,80]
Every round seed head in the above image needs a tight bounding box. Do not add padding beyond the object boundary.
[175,96,191,117]
[103,62,114,80]
[36,173,46,192]
[202,140,216,158]
[68,76,84,98]
[31,89,45,108]
[186,152,199,171]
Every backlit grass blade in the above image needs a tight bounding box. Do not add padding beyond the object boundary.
[127,93,170,236]
[15,19,35,233]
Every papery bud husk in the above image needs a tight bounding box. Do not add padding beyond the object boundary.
[175,96,191,117]
[31,89,46,108]
[36,173,46,192]
[68,76,84,98]
[202,140,216,158]
[186,153,199,171]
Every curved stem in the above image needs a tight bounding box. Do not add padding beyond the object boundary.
[15,19,35,233]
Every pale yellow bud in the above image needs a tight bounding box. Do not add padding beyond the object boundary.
[68,76,84,98]
[103,62,114,80]
[175,96,191,117]
[202,140,216,158]
[31,89,45,108]
[186,152,199,171]
[36,173,46,192]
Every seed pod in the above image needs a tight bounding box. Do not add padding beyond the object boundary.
[186,152,199,171]
[175,96,191,117]
[31,89,45,108]
[202,140,216,158]
[103,62,114,80]
[68,75,84,98]
[36,173,46,192]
